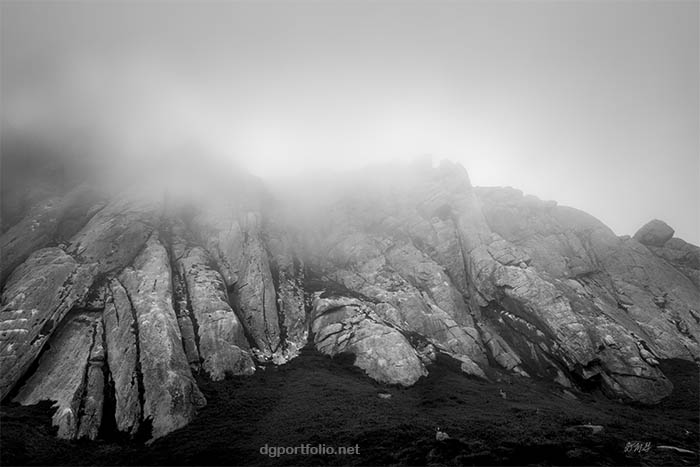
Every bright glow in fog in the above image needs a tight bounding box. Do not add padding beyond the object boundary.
[1,1,698,243]
[237,115,518,185]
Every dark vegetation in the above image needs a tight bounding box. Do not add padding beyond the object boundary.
[1,348,698,466]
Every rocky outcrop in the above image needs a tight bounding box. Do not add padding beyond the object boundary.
[264,218,308,362]
[319,236,487,377]
[231,213,282,361]
[474,186,699,402]
[0,248,95,400]
[68,193,159,275]
[641,232,700,289]
[13,312,103,439]
[1,158,698,443]
[117,235,206,441]
[77,317,106,440]
[103,279,142,435]
[296,165,492,379]
[0,186,101,286]
[179,246,255,379]
[189,208,290,363]
[167,221,201,370]
[310,294,427,386]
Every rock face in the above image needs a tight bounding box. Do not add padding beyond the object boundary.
[103,279,142,435]
[0,248,95,400]
[232,213,282,360]
[310,294,428,386]
[117,235,206,441]
[179,246,255,379]
[67,193,159,275]
[474,186,697,402]
[264,218,308,362]
[0,185,101,286]
[13,312,103,439]
[640,232,700,289]
[77,316,106,440]
[1,159,699,441]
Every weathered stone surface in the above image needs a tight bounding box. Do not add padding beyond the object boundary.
[68,193,158,275]
[310,294,427,386]
[486,235,531,267]
[475,242,675,402]
[407,215,470,295]
[81,281,108,311]
[474,187,696,402]
[233,213,281,360]
[634,219,675,247]
[189,206,244,288]
[0,186,100,285]
[599,238,700,360]
[265,218,308,362]
[118,235,205,441]
[301,174,490,377]
[77,318,106,440]
[191,208,285,362]
[0,248,95,400]
[187,171,269,288]
[180,246,255,379]
[475,187,606,278]
[167,221,201,370]
[325,254,486,376]
[287,163,693,402]
[647,237,700,288]
[4,156,699,443]
[13,312,103,439]
[103,279,141,435]
[477,321,528,376]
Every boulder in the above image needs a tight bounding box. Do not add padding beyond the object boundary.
[634,219,675,247]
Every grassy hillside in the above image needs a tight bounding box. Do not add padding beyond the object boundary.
[1,348,697,466]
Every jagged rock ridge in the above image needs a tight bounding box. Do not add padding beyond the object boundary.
[1,159,698,441]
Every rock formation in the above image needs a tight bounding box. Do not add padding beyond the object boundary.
[13,312,103,439]
[1,158,698,440]
[116,235,206,441]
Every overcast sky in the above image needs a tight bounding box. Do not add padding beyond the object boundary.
[1,1,698,243]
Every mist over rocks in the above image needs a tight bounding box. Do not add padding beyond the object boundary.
[1,155,699,441]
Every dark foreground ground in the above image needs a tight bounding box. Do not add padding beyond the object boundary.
[1,348,698,466]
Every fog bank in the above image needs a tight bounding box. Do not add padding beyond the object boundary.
[2,1,698,242]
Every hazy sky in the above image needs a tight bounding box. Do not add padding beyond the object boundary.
[2,1,698,243]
